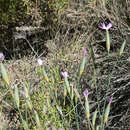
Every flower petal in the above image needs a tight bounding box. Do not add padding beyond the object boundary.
[109,97,112,104]
[61,71,69,78]
[82,49,87,56]
[0,53,4,61]
[37,58,44,66]
[83,89,88,98]
[106,23,112,30]
[99,23,106,30]
[99,23,112,30]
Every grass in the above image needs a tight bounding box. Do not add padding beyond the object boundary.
[0,0,130,130]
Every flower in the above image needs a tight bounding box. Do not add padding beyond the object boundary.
[0,53,4,62]
[83,89,88,98]
[82,48,87,56]
[37,58,44,66]
[21,91,26,97]
[109,97,112,104]
[84,89,90,120]
[99,23,112,30]
[61,71,69,78]
[104,96,113,124]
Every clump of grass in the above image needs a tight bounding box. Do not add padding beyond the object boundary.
[0,19,128,129]
[0,1,130,129]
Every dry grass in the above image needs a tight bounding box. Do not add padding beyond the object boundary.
[0,0,130,129]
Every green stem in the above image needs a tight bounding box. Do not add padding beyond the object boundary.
[75,104,80,130]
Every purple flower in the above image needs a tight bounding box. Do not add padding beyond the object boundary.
[83,89,88,98]
[99,23,112,30]
[82,49,87,56]
[61,71,69,78]
[21,91,25,97]
[109,97,112,104]
[0,52,4,62]
[37,58,44,66]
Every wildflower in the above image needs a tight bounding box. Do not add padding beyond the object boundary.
[61,71,70,94]
[99,23,112,53]
[0,52,4,62]
[37,58,49,82]
[37,58,44,66]
[109,97,112,104]
[61,71,69,78]
[82,48,87,56]
[83,89,90,120]
[99,23,112,30]
[104,97,112,124]
[83,89,88,98]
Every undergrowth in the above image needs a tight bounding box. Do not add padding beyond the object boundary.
[0,0,130,130]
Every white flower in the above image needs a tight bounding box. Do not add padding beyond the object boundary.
[0,52,4,61]
[99,23,112,30]
[61,71,69,78]
[37,58,44,66]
